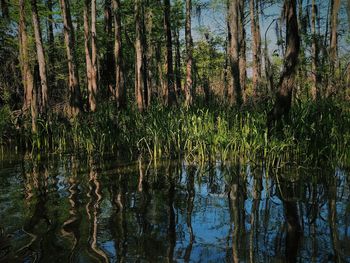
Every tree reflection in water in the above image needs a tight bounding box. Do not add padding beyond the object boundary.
[0,155,349,262]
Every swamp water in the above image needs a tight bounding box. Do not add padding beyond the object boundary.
[0,154,349,262]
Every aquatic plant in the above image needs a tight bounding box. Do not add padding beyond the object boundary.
[0,99,349,167]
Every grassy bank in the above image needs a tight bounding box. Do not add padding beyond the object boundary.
[1,99,349,166]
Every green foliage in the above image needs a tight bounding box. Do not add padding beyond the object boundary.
[0,105,13,145]
[2,99,349,167]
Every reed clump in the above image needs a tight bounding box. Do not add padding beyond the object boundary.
[0,99,349,166]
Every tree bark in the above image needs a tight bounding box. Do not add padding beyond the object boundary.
[104,0,112,34]
[228,0,242,106]
[141,5,148,108]
[328,0,340,96]
[90,0,98,112]
[104,0,114,98]
[268,0,300,128]
[347,0,350,87]
[135,0,145,111]
[185,0,193,107]
[31,0,48,114]
[174,27,182,98]
[145,3,154,106]
[164,0,177,106]
[156,41,165,102]
[47,0,55,86]
[311,0,319,100]
[84,0,93,112]
[112,0,125,109]
[238,0,246,101]
[19,0,37,133]
[59,0,82,116]
[250,0,261,97]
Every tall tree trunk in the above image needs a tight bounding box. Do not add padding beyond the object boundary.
[268,0,300,128]
[1,0,9,19]
[250,0,261,97]
[145,2,154,106]
[47,0,55,86]
[225,17,231,100]
[228,0,242,106]
[104,0,112,33]
[19,0,37,133]
[135,0,145,111]
[84,0,93,112]
[90,0,98,112]
[156,41,165,101]
[59,0,82,116]
[264,20,274,95]
[174,27,182,98]
[328,0,340,96]
[347,0,350,87]
[185,0,193,107]
[104,0,114,97]
[141,6,148,108]
[164,0,177,106]
[311,0,319,100]
[112,0,125,109]
[238,0,246,101]
[31,0,48,114]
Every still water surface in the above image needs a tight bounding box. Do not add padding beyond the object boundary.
[0,154,349,262]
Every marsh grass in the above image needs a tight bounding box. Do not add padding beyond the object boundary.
[1,99,349,166]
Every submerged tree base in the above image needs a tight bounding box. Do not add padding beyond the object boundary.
[1,99,350,166]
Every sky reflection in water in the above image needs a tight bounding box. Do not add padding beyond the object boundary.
[0,155,349,262]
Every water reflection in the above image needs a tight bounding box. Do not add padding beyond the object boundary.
[0,155,349,262]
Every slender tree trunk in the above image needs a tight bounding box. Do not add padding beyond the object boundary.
[1,0,9,19]
[297,0,308,99]
[328,0,340,96]
[255,0,261,76]
[228,0,242,106]
[156,42,165,101]
[268,0,300,128]
[104,0,112,33]
[112,0,125,109]
[135,0,145,111]
[145,3,154,106]
[31,0,48,114]
[164,0,177,106]
[185,0,193,107]
[311,0,319,100]
[104,0,114,97]
[19,0,37,133]
[264,42,273,95]
[238,0,246,101]
[141,7,148,108]
[250,0,261,96]
[225,17,231,100]
[84,0,93,112]
[90,0,98,111]
[174,27,182,98]
[59,0,82,115]
[47,0,55,84]
[347,0,350,87]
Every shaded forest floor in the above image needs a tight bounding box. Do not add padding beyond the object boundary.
[0,98,349,167]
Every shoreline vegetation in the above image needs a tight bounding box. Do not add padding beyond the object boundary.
[1,98,349,167]
[0,0,349,167]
